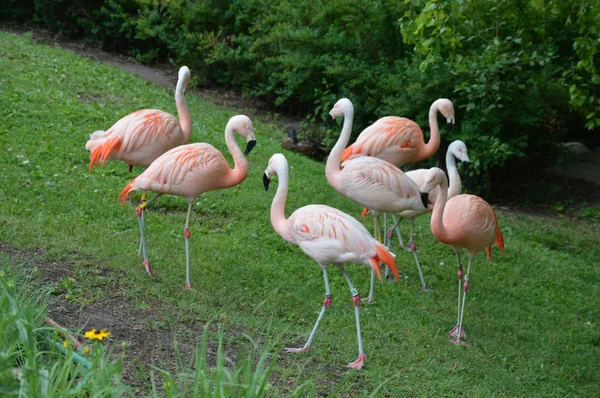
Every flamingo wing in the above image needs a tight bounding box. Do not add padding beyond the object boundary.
[117,110,181,152]
[341,117,421,162]
[342,157,421,202]
[291,205,375,264]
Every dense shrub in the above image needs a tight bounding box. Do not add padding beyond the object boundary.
[2,0,598,196]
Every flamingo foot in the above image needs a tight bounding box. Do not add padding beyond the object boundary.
[421,284,432,292]
[360,296,373,304]
[143,260,152,276]
[348,353,366,370]
[284,346,308,353]
[451,337,467,346]
[448,325,466,339]
[185,283,191,291]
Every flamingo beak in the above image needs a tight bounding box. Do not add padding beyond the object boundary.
[244,140,257,155]
[445,122,454,134]
[461,160,470,171]
[263,173,271,191]
[420,192,429,209]
[326,114,334,128]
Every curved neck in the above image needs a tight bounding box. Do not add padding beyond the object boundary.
[325,107,354,187]
[175,80,192,141]
[270,165,291,241]
[223,127,249,187]
[421,102,441,159]
[430,177,451,242]
[446,150,462,198]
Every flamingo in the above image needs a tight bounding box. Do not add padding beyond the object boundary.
[326,98,428,302]
[263,153,398,370]
[339,98,456,167]
[86,66,192,173]
[420,167,505,345]
[118,115,257,290]
[381,140,471,290]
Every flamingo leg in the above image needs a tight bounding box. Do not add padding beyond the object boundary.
[452,257,472,346]
[365,213,382,303]
[449,252,467,342]
[285,267,332,353]
[138,193,161,257]
[390,215,407,250]
[135,192,152,276]
[340,267,366,370]
[184,202,193,290]
[408,220,429,291]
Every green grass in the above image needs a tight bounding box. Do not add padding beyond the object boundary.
[1,30,599,396]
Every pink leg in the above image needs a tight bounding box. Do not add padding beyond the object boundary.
[408,220,429,291]
[184,202,193,290]
[136,201,152,276]
[340,268,366,370]
[286,267,331,353]
[451,257,472,346]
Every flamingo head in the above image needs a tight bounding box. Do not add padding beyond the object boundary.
[421,167,449,196]
[263,153,288,191]
[327,98,354,126]
[435,98,455,131]
[448,140,470,169]
[177,66,191,94]
[227,115,257,155]
[85,130,108,153]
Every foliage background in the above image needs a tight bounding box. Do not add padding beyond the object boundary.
[2,0,599,197]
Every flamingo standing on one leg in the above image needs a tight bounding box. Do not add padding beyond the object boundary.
[118,115,257,290]
[325,98,428,301]
[86,66,192,173]
[263,153,398,370]
[420,167,505,345]
[381,140,470,289]
[339,98,455,167]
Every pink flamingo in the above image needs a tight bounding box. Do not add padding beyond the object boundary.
[264,153,398,370]
[326,98,428,302]
[420,167,505,345]
[382,140,470,290]
[339,98,456,167]
[86,66,192,172]
[118,115,257,290]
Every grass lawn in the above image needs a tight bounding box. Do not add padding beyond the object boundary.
[1,30,599,396]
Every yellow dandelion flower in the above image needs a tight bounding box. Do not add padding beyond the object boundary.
[63,340,69,348]
[84,329,111,341]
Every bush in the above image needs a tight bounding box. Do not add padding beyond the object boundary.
[2,0,599,197]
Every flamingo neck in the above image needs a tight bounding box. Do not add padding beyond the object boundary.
[175,79,192,142]
[325,106,354,189]
[447,150,462,198]
[430,176,451,243]
[270,165,291,241]
[224,127,249,187]
[421,101,442,160]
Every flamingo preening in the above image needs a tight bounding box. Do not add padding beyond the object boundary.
[420,167,505,345]
[118,115,257,290]
[325,98,428,302]
[86,66,192,172]
[263,153,398,370]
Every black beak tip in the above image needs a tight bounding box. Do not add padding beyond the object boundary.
[263,173,270,191]
[420,192,429,209]
[326,114,333,128]
[462,160,470,171]
[445,122,454,134]
[244,140,257,155]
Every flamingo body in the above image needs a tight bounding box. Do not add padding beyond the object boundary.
[422,167,504,344]
[118,115,257,289]
[340,99,455,167]
[87,66,192,171]
[264,153,397,369]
